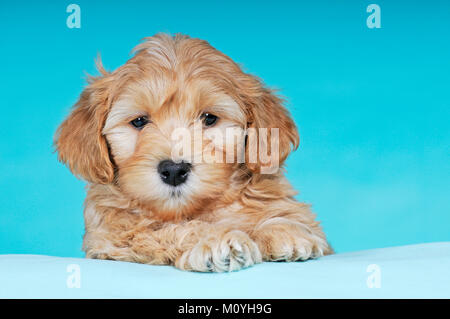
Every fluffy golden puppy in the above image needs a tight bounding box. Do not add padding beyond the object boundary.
[55,33,332,272]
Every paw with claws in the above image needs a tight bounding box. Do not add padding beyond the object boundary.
[176,230,262,272]
[253,221,331,262]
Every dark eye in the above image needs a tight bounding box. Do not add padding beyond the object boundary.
[201,113,218,127]
[130,116,149,129]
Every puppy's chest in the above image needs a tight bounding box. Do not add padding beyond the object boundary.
[87,198,244,233]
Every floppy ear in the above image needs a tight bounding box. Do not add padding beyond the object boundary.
[244,85,299,174]
[54,70,115,184]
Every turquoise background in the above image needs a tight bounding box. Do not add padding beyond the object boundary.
[1,1,449,257]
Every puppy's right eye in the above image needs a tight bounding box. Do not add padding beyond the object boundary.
[130,116,149,129]
[201,113,218,127]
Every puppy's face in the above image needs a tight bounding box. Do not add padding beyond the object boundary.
[105,76,247,218]
[55,34,299,220]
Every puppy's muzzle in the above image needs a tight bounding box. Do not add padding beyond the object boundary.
[157,160,191,186]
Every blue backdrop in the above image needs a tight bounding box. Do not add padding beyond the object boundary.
[1,1,449,257]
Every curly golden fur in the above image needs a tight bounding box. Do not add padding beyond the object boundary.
[55,33,332,272]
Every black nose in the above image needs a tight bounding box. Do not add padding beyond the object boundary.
[157,160,191,186]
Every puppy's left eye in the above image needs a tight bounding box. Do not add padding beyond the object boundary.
[130,116,149,129]
[201,113,218,127]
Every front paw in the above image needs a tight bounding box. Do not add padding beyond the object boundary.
[176,230,262,272]
[254,223,331,262]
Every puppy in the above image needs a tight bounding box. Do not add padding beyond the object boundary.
[55,33,332,272]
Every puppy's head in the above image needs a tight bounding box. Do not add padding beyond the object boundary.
[55,34,299,219]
